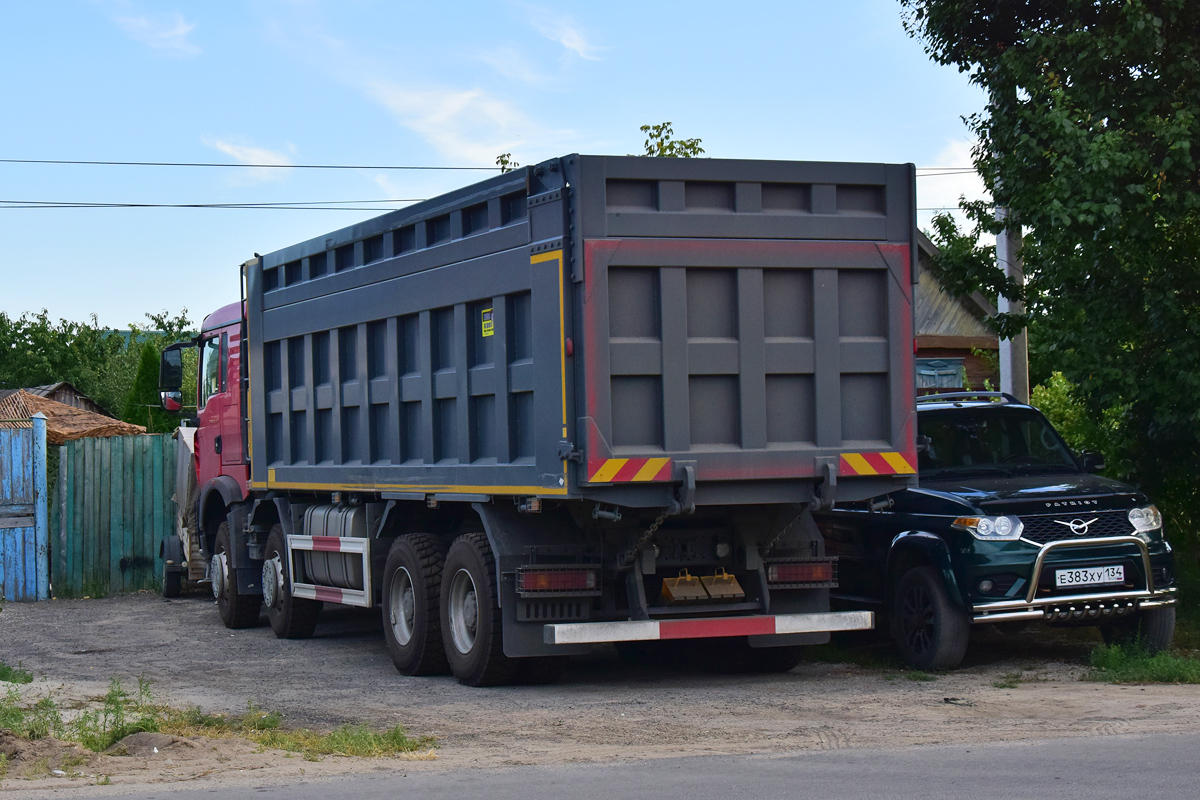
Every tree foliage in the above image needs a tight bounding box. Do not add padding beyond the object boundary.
[122,342,175,434]
[0,309,195,420]
[901,0,1200,502]
[639,122,705,158]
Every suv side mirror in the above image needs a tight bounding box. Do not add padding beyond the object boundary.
[1080,451,1106,473]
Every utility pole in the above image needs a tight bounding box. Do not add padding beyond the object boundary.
[995,206,1029,402]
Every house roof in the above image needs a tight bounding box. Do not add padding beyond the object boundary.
[0,390,145,444]
[914,230,999,345]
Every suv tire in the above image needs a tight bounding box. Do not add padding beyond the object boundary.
[1100,605,1175,654]
[892,565,970,670]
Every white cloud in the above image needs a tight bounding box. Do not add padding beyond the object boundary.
[115,12,201,56]
[366,81,572,165]
[202,138,293,182]
[526,9,602,60]
[476,45,549,85]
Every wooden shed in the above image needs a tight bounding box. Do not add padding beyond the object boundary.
[913,231,1000,391]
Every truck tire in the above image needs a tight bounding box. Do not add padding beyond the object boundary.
[214,521,262,629]
[263,525,321,639]
[1100,606,1176,653]
[440,532,516,687]
[162,568,182,598]
[382,534,449,676]
[892,565,970,670]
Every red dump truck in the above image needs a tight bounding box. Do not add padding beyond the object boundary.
[159,154,919,685]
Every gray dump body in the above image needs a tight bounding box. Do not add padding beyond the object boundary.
[248,155,918,508]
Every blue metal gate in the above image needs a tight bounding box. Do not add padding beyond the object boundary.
[0,413,49,601]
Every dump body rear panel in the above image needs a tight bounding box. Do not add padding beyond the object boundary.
[247,155,917,505]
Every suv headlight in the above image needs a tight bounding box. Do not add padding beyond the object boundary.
[952,515,1024,541]
[1128,505,1162,537]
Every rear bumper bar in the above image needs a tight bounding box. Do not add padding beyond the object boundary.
[543,610,874,645]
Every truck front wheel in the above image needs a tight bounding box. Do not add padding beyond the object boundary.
[440,533,515,686]
[382,534,449,675]
[263,525,320,639]
[892,565,970,670]
[213,521,262,629]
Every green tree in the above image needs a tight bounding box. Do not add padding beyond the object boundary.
[901,0,1200,493]
[639,122,705,158]
[122,342,171,433]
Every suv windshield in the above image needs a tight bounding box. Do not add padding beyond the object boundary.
[918,406,1080,479]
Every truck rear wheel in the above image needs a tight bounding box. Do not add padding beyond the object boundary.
[892,565,969,670]
[1100,605,1175,653]
[440,533,516,687]
[213,521,262,629]
[382,534,449,675]
[263,525,321,639]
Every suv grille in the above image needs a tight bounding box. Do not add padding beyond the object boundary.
[1019,510,1133,545]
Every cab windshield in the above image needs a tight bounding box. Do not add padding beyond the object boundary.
[918,406,1080,479]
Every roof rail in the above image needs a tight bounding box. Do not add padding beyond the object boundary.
[916,391,1023,405]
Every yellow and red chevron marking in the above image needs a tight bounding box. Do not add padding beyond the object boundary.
[840,451,916,476]
[588,457,673,483]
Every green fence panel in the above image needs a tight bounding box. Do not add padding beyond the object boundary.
[51,434,176,597]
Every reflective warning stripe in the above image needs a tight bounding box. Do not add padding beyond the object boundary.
[840,452,916,476]
[543,611,874,645]
[588,457,672,483]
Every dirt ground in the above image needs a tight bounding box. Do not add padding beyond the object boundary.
[2,590,1199,794]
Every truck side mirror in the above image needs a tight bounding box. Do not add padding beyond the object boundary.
[160,346,184,392]
[1080,451,1106,473]
[160,391,183,413]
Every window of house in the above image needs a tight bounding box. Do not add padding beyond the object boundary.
[916,358,965,389]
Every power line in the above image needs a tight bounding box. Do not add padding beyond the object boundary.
[3,157,975,173]
[0,198,426,211]
[0,158,498,171]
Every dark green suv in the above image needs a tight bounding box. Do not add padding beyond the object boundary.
[816,392,1177,669]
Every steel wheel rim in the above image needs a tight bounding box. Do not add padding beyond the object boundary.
[902,584,935,655]
[448,568,479,655]
[262,554,283,609]
[389,567,417,646]
[211,552,226,601]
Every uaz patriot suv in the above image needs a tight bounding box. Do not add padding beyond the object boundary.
[816,392,1177,669]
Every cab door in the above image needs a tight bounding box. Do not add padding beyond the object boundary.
[194,333,225,488]
[219,328,244,467]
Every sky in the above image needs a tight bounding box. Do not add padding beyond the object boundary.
[0,0,988,328]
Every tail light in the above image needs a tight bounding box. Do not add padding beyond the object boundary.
[517,567,600,596]
[766,559,837,586]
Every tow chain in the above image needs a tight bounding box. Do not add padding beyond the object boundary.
[619,510,668,569]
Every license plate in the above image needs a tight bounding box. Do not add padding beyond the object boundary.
[1055,565,1124,588]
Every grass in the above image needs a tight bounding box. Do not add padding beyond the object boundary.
[992,671,1024,689]
[0,678,434,761]
[1086,644,1200,684]
[0,661,34,684]
[903,670,938,682]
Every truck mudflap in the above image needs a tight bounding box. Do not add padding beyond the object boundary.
[543,610,873,645]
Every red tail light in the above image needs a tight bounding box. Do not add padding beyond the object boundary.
[518,569,597,593]
[767,562,835,584]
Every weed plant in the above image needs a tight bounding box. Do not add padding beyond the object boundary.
[1087,644,1200,684]
[0,679,433,760]
[0,661,33,684]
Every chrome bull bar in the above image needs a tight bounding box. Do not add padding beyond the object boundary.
[971,535,1176,625]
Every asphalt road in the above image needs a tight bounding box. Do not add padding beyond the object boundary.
[22,731,1198,800]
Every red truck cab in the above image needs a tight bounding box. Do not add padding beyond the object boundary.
[192,303,248,492]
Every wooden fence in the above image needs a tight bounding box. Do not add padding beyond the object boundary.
[52,433,176,597]
[0,416,49,601]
